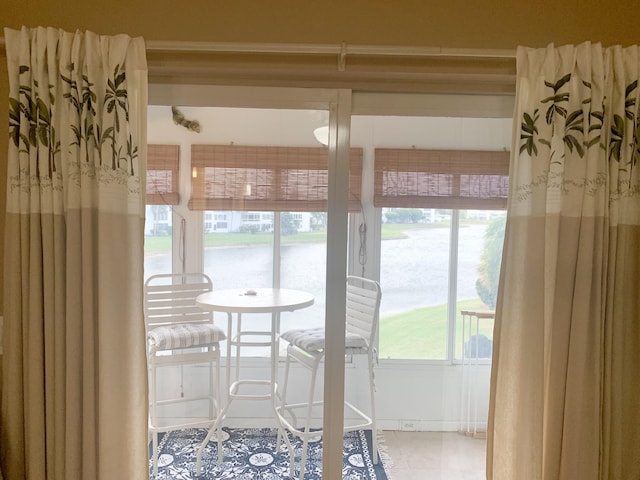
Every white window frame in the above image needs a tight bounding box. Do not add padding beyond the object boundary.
[351,91,514,366]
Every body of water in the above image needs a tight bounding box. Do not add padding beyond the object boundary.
[145,224,489,335]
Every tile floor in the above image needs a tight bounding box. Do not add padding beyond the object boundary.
[381,431,487,480]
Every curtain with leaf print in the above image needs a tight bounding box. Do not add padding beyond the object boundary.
[487,43,640,480]
[2,27,148,480]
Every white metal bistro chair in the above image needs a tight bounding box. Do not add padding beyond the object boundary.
[144,273,226,477]
[275,276,382,480]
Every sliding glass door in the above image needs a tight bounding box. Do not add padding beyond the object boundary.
[146,85,351,478]
[145,85,514,479]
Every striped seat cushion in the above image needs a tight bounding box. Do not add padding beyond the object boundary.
[148,323,226,352]
[281,327,368,353]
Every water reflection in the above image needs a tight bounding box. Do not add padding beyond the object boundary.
[380,224,486,316]
[144,224,488,354]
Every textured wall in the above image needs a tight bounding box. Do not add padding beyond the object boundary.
[3,0,640,48]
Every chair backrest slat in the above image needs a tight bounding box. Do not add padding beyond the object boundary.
[345,276,382,346]
[144,273,213,329]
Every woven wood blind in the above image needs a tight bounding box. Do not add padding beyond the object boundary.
[147,144,180,205]
[189,145,363,212]
[374,149,509,209]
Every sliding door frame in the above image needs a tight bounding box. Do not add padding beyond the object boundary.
[148,83,352,479]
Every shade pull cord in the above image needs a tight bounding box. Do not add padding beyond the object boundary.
[179,217,186,274]
[147,173,187,273]
[180,364,185,397]
[359,222,367,277]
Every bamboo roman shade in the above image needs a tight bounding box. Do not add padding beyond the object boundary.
[189,145,363,212]
[374,148,509,209]
[147,144,180,205]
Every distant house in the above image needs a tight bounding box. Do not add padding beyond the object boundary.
[146,207,312,235]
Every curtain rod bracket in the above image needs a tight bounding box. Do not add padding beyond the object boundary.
[338,42,347,72]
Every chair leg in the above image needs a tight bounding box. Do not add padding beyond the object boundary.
[299,436,310,480]
[149,361,159,477]
[368,352,378,464]
[209,352,215,421]
[152,430,159,477]
[276,347,323,480]
[235,313,242,384]
[149,361,156,429]
[215,351,224,462]
[196,398,232,474]
[298,354,319,480]
[303,355,318,431]
[147,348,225,476]
[276,354,292,452]
[276,354,297,478]
[195,350,226,475]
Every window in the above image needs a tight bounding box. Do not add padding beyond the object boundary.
[241,212,261,222]
[375,146,508,360]
[143,89,515,480]
[144,144,180,280]
[156,209,169,221]
[170,107,363,357]
[189,140,364,354]
[350,113,511,361]
[145,105,511,362]
[455,210,505,359]
[146,144,180,205]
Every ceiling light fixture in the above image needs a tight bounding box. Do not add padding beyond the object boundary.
[313,126,329,146]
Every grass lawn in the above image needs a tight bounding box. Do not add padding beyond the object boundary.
[145,223,454,253]
[145,231,326,252]
[378,298,494,360]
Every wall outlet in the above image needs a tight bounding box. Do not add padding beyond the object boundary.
[400,420,417,431]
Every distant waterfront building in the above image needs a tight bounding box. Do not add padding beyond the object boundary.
[145,206,311,235]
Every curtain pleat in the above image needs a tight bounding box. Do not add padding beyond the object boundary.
[488,43,640,480]
[2,26,148,480]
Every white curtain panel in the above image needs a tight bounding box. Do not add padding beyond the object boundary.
[488,43,640,480]
[2,27,148,480]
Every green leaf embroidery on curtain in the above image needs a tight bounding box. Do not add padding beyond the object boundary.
[609,114,624,162]
[563,108,585,157]
[623,80,639,173]
[105,64,130,171]
[9,97,21,148]
[520,110,539,155]
[9,59,141,191]
[516,74,638,164]
[624,80,637,119]
[8,65,61,178]
[516,72,640,202]
[62,64,97,161]
[541,73,572,124]
[126,135,139,176]
[586,91,603,150]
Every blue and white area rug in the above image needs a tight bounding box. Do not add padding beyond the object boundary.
[149,427,391,479]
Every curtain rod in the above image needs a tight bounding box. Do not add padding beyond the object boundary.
[145,40,515,57]
[146,41,515,71]
[0,35,516,60]
[1,37,515,72]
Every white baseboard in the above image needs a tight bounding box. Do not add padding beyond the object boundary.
[155,416,484,433]
[377,419,487,432]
